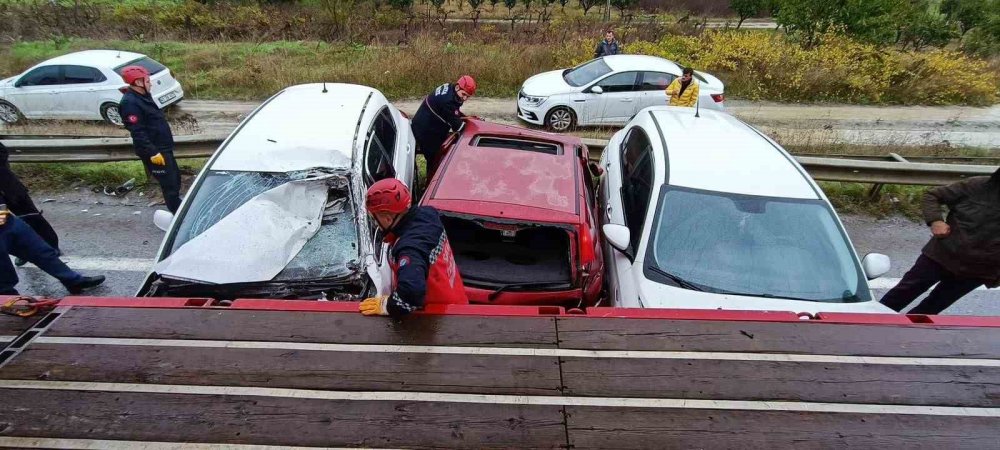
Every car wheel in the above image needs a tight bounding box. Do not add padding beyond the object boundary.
[101,103,123,126]
[545,107,575,132]
[0,100,23,124]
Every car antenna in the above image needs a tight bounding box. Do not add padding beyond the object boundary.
[695,92,701,118]
[322,82,328,93]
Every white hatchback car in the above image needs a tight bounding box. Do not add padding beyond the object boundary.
[137,83,415,301]
[517,55,725,132]
[0,50,183,126]
[599,106,895,315]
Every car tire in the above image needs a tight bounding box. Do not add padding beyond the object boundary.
[0,100,23,124]
[101,102,123,126]
[545,107,576,132]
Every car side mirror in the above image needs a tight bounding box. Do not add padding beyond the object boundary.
[153,209,174,232]
[602,224,630,253]
[591,86,604,94]
[13,78,24,88]
[862,253,891,280]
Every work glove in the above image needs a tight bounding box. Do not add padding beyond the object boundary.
[359,295,389,316]
[150,153,166,166]
[0,210,8,227]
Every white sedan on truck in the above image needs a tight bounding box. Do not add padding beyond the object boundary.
[517,55,725,132]
[0,50,184,126]
[598,106,895,315]
[137,83,415,301]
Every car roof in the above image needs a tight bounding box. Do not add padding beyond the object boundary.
[602,55,681,75]
[427,120,584,219]
[37,50,146,69]
[645,107,820,200]
[210,83,380,173]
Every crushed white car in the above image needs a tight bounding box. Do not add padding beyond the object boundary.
[138,83,416,300]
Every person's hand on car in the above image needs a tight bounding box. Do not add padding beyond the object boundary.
[359,295,389,316]
[0,210,8,227]
[150,153,166,166]
[930,220,951,238]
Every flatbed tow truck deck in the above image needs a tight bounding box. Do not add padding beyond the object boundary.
[0,296,997,449]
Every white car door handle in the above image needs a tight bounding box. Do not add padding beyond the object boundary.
[621,98,634,102]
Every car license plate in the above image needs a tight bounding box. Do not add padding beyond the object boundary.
[159,92,177,103]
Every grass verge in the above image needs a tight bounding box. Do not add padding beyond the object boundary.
[13,159,206,191]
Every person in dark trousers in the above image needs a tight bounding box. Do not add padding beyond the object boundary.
[1,202,105,296]
[119,65,182,213]
[880,168,1000,314]
[410,76,476,180]
[594,29,621,58]
[0,142,60,267]
[359,178,468,317]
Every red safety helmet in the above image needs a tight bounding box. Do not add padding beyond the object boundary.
[457,75,477,96]
[366,178,412,215]
[120,66,150,86]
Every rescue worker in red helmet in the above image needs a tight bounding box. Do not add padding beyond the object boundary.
[119,65,182,213]
[410,75,476,180]
[359,178,468,317]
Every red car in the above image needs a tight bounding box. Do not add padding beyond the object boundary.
[421,119,604,307]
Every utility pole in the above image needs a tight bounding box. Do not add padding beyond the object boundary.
[604,0,610,22]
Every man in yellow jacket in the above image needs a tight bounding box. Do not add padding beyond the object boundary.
[666,67,699,107]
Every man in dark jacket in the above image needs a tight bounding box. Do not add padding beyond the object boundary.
[119,65,182,213]
[359,178,468,317]
[1,203,105,296]
[880,168,1000,314]
[0,142,61,266]
[410,76,476,179]
[594,30,621,58]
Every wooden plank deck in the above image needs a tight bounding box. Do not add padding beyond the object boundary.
[0,304,998,449]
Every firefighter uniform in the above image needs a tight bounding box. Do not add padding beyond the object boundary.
[383,206,468,316]
[411,83,466,170]
[120,89,182,213]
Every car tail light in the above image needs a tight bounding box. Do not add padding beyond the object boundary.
[711,94,725,103]
[578,227,595,265]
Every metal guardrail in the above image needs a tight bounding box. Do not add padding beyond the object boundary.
[3,135,997,186]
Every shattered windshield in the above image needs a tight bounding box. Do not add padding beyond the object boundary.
[165,170,360,282]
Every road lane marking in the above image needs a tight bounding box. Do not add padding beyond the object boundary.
[33,336,1000,366]
[0,379,997,417]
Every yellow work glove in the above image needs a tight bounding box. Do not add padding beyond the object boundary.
[359,296,389,316]
[150,153,166,166]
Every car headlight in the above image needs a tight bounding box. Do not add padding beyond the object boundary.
[520,94,547,107]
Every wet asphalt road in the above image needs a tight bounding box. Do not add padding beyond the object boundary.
[7,192,998,316]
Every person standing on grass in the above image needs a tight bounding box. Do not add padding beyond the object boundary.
[880,167,1000,314]
[411,75,476,181]
[0,142,61,267]
[119,65,182,213]
[594,29,620,58]
[666,67,700,107]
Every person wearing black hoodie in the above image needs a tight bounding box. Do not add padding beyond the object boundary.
[880,168,1000,314]
[0,141,61,266]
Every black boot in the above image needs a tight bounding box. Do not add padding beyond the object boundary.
[65,275,106,294]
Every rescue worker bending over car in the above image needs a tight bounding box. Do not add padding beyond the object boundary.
[411,76,477,179]
[119,65,183,213]
[359,178,468,317]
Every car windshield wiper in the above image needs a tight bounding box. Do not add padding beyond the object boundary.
[647,266,704,292]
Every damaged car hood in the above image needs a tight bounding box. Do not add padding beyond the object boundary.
[154,170,353,285]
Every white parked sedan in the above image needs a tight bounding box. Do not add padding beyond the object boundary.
[598,106,895,315]
[0,50,184,126]
[137,83,416,301]
[517,55,725,132]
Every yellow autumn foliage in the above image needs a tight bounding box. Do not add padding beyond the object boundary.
[559,30,999,105]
